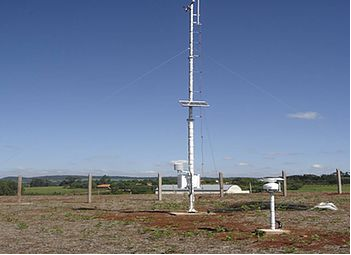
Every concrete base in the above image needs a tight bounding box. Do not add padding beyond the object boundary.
[169,211,216,216]
[256,229,290,234]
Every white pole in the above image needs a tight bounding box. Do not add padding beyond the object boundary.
[188,0,196,213]
[270,192,275,230]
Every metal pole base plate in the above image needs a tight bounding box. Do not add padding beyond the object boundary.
[256,229,291,234]
[169,211,215,216]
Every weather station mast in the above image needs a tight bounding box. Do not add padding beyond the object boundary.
[179,0,209,213]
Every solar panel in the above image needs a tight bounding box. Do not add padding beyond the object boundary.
[179,100,209,107]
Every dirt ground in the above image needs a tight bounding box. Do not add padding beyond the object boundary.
[0,192,349,254]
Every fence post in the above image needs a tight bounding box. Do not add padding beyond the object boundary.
[219,172,224,198]
[158,173,162,201]
[249,182,252,193]
[17,175,22,203]
[282,170,287,197]
[88,173,92,203]
[336,169,342,194]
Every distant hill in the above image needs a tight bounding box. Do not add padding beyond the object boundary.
[1,172,347,186]
[0,175,216,186]
[0,175,159,185]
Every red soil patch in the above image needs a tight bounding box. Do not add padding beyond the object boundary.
[100,211,349,251]
[325,192,350,196]
[100,211,254,237]
[254,228,349,252]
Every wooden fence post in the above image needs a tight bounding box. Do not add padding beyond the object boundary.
[88,173,92,203]
[158,173,162,201]
[282,170,287,197]
[219,172,224,198]
[17,176,22,203]
[336,169,342,194]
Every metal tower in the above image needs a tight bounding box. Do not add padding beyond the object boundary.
[179,0,209,213]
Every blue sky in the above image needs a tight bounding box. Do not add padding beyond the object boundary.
[0,0,349,178]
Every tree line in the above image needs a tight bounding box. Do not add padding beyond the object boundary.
[0,171,349,195]
[226,171,350,192]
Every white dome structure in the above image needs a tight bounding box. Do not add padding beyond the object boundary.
[156,184,249,195]
[225,185,250,194]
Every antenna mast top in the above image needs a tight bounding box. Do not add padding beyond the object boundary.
[196,0,201,25]
[185,0,200,24]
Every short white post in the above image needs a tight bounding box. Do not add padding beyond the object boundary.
[17,176,22,203]
[270,192,275,230]
[249,182,252,193]
[336,169,342,194]
[158,173,162,201]
[88,173,92,203]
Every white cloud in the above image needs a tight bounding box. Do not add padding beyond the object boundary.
[143,170,157,174]
[287,112,321,120]
[264,152,303,159]
[312,164,323,169]
[223,156,233,161]
[170,160,187,165]
[238,162,249,166]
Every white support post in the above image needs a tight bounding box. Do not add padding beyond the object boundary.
[187,0,196,213]
[270,192,275,230]
[179,0,207,213]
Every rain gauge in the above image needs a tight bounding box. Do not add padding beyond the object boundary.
[257,177,290,234]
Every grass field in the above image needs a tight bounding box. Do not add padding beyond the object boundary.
[23,184,350,196]
[0,192,349,253]
[24,186,87,195]
[295,184,350,192]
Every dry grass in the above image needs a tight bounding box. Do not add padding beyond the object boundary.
[0,192,349,253]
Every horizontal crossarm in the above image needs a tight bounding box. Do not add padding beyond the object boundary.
[179,100,209,107]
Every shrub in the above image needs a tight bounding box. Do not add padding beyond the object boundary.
[287,181,304,190]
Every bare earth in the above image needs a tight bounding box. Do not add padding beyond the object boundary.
[0,192,349,253]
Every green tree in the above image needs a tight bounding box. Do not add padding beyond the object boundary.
[97,175,112,185]
[30,178,52,187]
[0,180,18,195]
[59,176,77,187]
